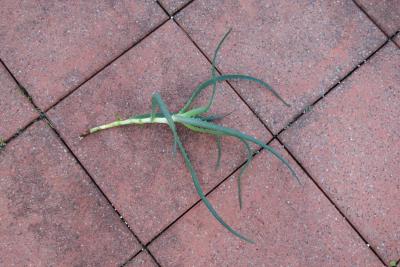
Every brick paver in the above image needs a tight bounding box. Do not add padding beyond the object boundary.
[2,1,399,265]
[280,42,400,263]
[159,0,192,14]
[149,141,382,266]
[48,21,270,243]
[0,62,38,141]
[394,33,400,47]
[0,121,139,266]
[355,0,400,36]
[0,0,167,110]
[175,0,386,133]
[125,251,157,266]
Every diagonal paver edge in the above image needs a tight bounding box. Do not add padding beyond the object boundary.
[0,60,151,261]
[125,136,385,265]
[0,1,169,111]
[276,137,386,264]
[119,139,272,267]
[41,18,169,114]
[124,20,394,264]
[172,18,275,137]
[2,19,175,144]
[0,59,40,143]
[1,5,393,264]
[273,39,399,263]
[148,139,384,266]
[173,15,389,137]
[352,0,389,37]
[353,0,400,37]
[123,249,159,267]
[0,12,386,262]
[0,120,141,265]
[278,42,400,262]
[157,0,195,17]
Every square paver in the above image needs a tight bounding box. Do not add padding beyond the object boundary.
[355,0,400,36]
[125,251,157,266]
[0,62,37,141]
[0,121,139,266]
[176,0,386,133]
[149,141,382,266]
[280,42,400,262]
[48,21,270,243]
[159,0,192,14]
[0,0,167,110]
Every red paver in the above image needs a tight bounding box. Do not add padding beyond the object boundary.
[355,0,400,36]
[125,251,157,266]
[394,33,400,47]
[159,0,191,14]
[0,1,167,110]
[0,121,139,266]
[0,62,38,141]
[48,21,271,243]
[175,0,386,133]
[280,43,400,263]
[149,141,382,266]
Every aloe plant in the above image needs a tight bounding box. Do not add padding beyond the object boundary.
[81,29,299,243]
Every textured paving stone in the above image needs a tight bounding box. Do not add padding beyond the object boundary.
[0,63,37,141]
[176,0,386,133]
[394,33,400,47]
[280,43,400,263]
[0,121,139,266]
[125,251,157,266]
[355,0,400,36]
[149,141,382,266]
[159,0,192,14]
[48,21,270,243]
[0,0,167,110]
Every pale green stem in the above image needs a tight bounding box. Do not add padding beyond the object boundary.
[88,116,169,134]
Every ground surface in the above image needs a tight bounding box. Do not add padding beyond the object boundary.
[0,1,399,266]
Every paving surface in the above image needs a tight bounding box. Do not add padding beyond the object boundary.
[0,1,399,266]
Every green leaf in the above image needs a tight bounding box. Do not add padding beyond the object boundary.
[199,111,233,122]
[215,136,222,170]
[179,29,232,116]
[237,139,253,209]
[206,29,232,112]
[0,137,5,149]
[152,93,253,243]
[175,116,300,184]
[180,74,290,114]
[152,93,177,154]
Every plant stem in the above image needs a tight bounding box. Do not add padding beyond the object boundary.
[82,116,169,137]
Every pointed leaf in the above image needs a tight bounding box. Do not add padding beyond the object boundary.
[152,93,253,243]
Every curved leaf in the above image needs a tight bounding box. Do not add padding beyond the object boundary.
[175,116,300,184]
[152,93,254,243]
[180,74,290,114]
